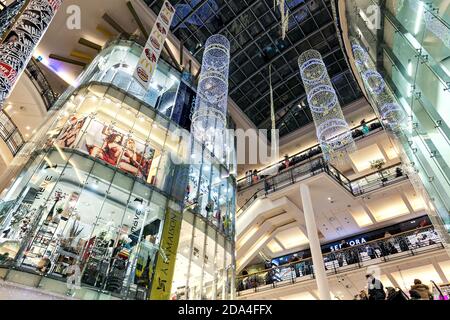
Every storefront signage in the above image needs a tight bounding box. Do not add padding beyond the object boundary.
[329,237,367,251]
[35,175,54,200]
[131,208,145,234]
[133,0,175,90]
[0,0,63,104]
[149,207,182,300]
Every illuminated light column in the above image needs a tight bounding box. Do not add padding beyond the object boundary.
[351,42,406,132]
[191,34,230,160]
[298,50,355,164]
[0,0,63,106]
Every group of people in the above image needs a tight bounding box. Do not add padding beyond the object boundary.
[354,275,434,300]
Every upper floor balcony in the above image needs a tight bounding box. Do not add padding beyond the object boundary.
[237,225,444,297]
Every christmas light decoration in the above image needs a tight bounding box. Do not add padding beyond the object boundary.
[298,49,356,164]
[351,42,406,132]
[191,34,230,158]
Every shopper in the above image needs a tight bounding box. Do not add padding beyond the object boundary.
[386,287,397,300]
[340,239,350,249]
[252,169,259,184]
[264,178,271,196]
[366,245,377,259]
[361,119,370,135]
[409,279,432,300]
[340,240,351,265]
[283,154,290,169]
[246,170,252,185]
[366,273,386,300]
[359,290,369,300]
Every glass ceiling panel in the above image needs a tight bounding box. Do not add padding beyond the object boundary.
[145,0,362,137]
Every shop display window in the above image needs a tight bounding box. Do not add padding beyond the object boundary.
[0,146,178,299]
[0,37,236,300]
[170,210,234,301]
[78,40,181,116]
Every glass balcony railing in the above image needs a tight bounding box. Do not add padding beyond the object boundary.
[236,158,407,218]
[236,226,443,296]
[237,118,383,191]
[25,58,59,110]
[0,110,25,156]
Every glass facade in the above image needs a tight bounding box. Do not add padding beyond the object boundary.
[341,0,450,251]
[0,39,236,300]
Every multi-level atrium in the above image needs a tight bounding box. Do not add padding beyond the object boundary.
[0,0,449,301]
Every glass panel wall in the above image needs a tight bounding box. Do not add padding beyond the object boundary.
[343,0,450,248]
[77,39,182,119]
[0,38,236,300]
[170,210,234,300]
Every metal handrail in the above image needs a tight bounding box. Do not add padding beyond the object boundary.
[237,118,383,190]
[236,226,442,294]
[25,58,59,110]
[236,159,406,217]
[0,110,25,155]
[236,157,327,217]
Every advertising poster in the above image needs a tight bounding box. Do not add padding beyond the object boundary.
[133,0,175,89]
[0,0,62,103]
[78,120,155,179]
[55,116,87,149]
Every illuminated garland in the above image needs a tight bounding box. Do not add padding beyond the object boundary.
[351,42,406,132]
[191,34,230,158]
[298,49,356,164]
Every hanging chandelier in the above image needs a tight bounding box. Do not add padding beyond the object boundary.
[298,50,356,165]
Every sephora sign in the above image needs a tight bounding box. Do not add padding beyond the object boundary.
[0,0,63,105]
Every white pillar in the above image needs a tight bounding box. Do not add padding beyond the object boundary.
[300,183,331,300]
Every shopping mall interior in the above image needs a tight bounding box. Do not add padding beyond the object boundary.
[0,0,449,301]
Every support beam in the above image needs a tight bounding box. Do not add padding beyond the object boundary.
[300,184,331,300]
[96,25,114,38]
[126,1,149,39]
[180,40,184,69]
[78,38,102,51]
[49,54,87,67]
[163,43,183,72]
[358,199,377,224]
[194,67,202,82]
[102,13,129,36]
[70,50,93,62]
[400,192,415,215]
[432,261,449,284]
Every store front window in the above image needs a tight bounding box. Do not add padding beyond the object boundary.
[171,210,234,300]
[0,145,181,299]
[78,40,182,120]
[0,37,236,300]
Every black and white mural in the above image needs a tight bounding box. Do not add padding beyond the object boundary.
[0,0,62,105]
